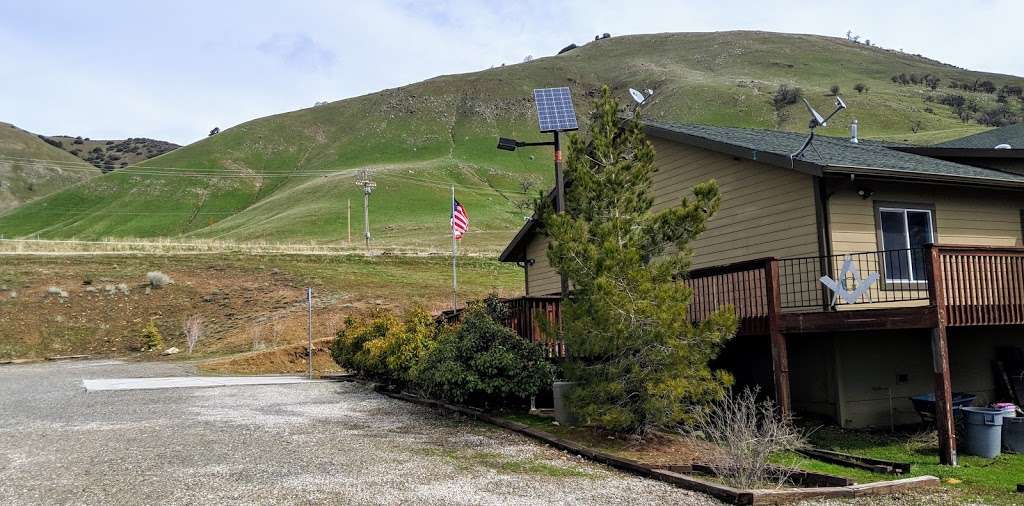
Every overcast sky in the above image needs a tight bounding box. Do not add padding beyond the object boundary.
[1,1,1019,145]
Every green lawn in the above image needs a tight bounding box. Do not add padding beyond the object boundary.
[788,425,1024,505]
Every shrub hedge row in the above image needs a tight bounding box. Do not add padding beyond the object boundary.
[330,296,555,408]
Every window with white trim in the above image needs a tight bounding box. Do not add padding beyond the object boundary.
[878,207,934,282]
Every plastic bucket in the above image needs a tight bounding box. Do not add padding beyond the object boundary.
[552,381,579,426]
[1004,416,1024,453]
[962,407,1004,458]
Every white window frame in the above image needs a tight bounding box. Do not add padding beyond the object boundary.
[878,207,934,283]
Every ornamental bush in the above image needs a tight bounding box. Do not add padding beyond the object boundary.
[331,308,438,385]
[414,297,554,407]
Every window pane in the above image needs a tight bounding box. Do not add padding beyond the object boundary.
[880,211,910,280]
[907,211,933,248]
[880,211,909,249]
[907,210,932,280]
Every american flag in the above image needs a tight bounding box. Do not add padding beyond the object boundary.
[451,199,469,240]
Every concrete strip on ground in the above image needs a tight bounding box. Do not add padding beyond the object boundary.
[83,375,322,392]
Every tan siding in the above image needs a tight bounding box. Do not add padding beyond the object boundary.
[517,138,821,295]
[525,235,560,296]
[650,139,820,269]
[828,183,1024,255]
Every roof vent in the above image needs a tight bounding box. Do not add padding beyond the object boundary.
[850,119,859,144]
[995,143,1012,150]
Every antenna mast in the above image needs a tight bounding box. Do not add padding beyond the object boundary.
[354,169,376,253]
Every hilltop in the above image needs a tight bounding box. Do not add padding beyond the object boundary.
[44,135,179,172]
[1,31,1022,250]
[0,123,101,213]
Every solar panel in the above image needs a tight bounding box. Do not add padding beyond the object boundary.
[533,87,578,133]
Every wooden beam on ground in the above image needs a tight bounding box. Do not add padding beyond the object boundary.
[928,244,957,466]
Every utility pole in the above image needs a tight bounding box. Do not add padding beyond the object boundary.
[354,169,376,254]
[346,199,352,245]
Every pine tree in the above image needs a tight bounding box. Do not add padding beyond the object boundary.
[542,87,738,435]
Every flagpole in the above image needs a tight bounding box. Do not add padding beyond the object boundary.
[451,185,458,312]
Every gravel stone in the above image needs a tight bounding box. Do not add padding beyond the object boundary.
[0,360,721,505]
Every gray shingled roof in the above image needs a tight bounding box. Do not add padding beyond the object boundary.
[934,124,1024,149]
[644,121,1024,185]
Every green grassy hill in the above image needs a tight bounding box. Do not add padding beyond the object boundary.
[1,31,1021,251]
[0,123,102,213]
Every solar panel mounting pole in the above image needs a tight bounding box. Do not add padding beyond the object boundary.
[554,130,569,295]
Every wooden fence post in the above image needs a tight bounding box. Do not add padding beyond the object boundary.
[927,244,957,466]
[765,258,791,417]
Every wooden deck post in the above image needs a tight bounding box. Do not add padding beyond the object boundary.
[765,258,791,417]
[927,244,957,466]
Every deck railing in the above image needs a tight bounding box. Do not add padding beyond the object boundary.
[938,246,1024,327]
[778,248,933,310]
[505,296,563,356]
[685,258,772,336]
[446,244,1024,347]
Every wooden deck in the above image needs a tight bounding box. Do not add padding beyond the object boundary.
[481,243,1024,467]
[489,244,1024,346]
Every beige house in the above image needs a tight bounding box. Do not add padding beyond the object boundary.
[498,121,1024,462]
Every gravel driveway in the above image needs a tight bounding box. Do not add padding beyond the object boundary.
[0,360,721,505]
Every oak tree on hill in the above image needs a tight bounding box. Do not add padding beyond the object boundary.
[541,87,738,435]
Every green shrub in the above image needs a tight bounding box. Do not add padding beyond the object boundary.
[141,320,164,351]
[415,297,555,407]
[330,308,437,384]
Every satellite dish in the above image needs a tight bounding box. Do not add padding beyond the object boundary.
[792,95,850,162]
[629,88,646,104]
[802,98,827,128]
[995,143,1012,150]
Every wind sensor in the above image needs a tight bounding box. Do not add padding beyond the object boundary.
[791,96,848,162]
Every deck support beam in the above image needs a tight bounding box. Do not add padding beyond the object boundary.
[928,244,957,466]
[765,258,791,416]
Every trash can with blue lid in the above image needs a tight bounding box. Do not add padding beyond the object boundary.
[962,407,1004,458]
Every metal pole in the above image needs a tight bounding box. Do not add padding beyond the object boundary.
[363,190,370,253]
[347,199,351,245]
[306,288,313,380]
[554,131,565,213]
[451,186,458,311]
[554,131,569,295]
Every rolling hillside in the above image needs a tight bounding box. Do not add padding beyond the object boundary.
[1,31,1022,251]
[0,123,101,213]
[45,135,179,172]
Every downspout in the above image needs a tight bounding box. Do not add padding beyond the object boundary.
[814,175,843,425]
[812,175,834,310]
